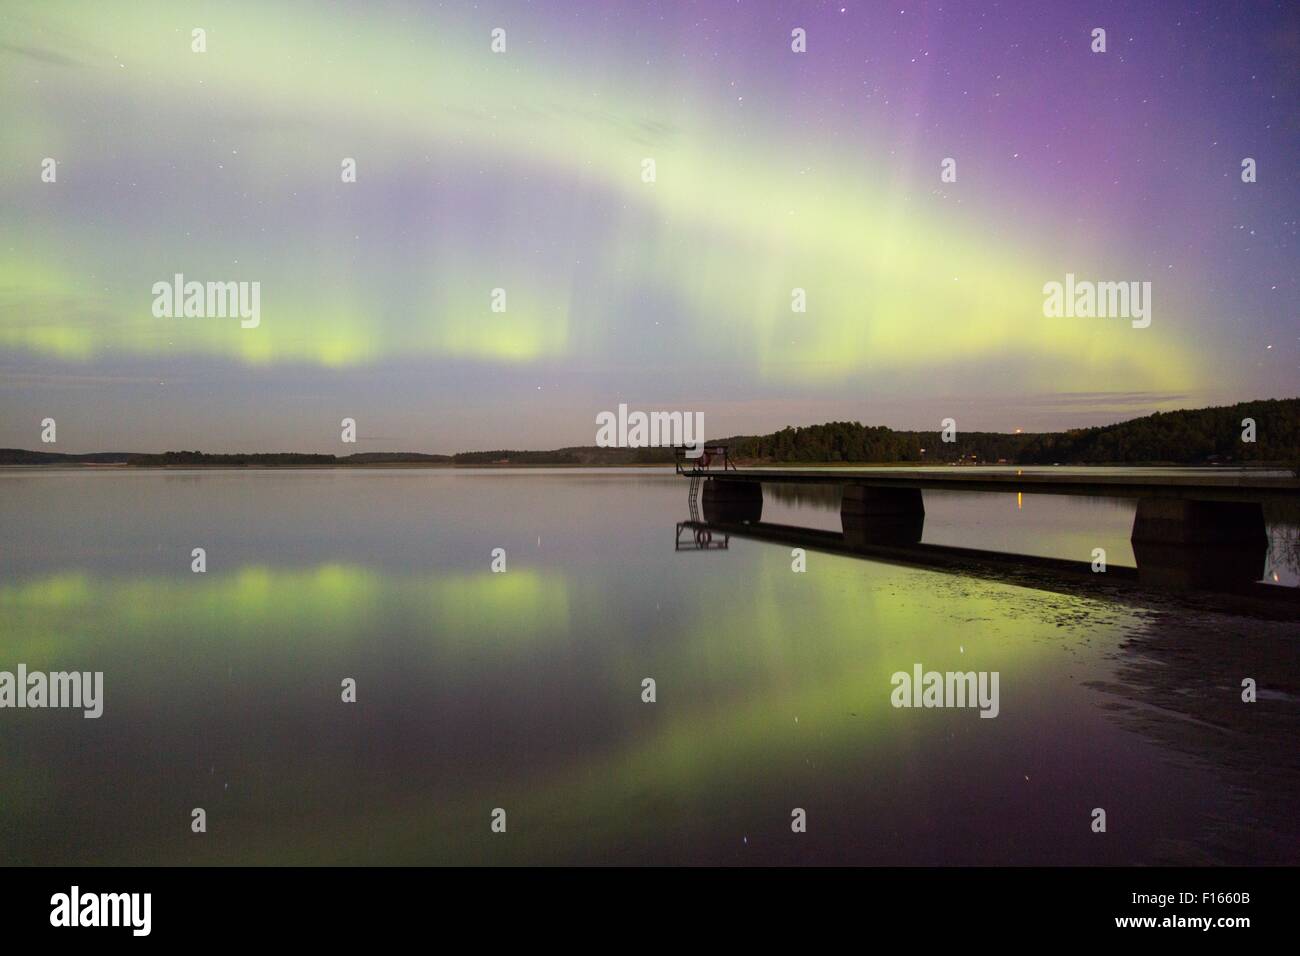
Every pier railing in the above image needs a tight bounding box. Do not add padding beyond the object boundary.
[674,444,736,475]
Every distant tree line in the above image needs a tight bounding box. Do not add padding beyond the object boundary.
[451,446,674,465]
[453,449,580,465]
[119,451,449,466]
[722,422,1034,464]
[3,397,1295,469]
[720,398,1300,466]
[128,451,339,466]
[1014,399,1299,465]
[0,449,132,464]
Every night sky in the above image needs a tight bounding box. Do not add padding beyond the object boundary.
[2,0,1296,452]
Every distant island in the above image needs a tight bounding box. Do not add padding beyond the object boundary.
[3,397,1298,470]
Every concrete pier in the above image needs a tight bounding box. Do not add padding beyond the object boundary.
[1130,499,1268,589]
[1130,499,1268,546]
[840,484,925,545]
[685,468,1297,592]
[687,468,1298,502]
[701,479,763,523]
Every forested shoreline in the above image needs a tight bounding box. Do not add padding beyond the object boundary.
[3,398,1296,468]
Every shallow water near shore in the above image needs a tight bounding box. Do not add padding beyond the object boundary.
[1,467,1296,865]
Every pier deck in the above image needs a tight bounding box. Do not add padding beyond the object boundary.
[677,467,1300,502]
[676,458,1299,591]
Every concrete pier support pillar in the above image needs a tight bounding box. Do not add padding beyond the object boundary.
[1130,499,1267,589]
[841,485,925,546]
[701,479,763,523]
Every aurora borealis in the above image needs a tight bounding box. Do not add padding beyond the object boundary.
[0,467,1152,864]
[5,466,1292,866]
[2,0,1296,452]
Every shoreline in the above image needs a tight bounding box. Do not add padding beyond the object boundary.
[0,460,1293,471]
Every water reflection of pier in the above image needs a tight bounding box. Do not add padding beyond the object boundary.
[675,516,1298,615]
[674,522,730,552]
[675,452,1299,595]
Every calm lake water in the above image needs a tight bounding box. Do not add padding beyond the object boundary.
[1,467,1297,865]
